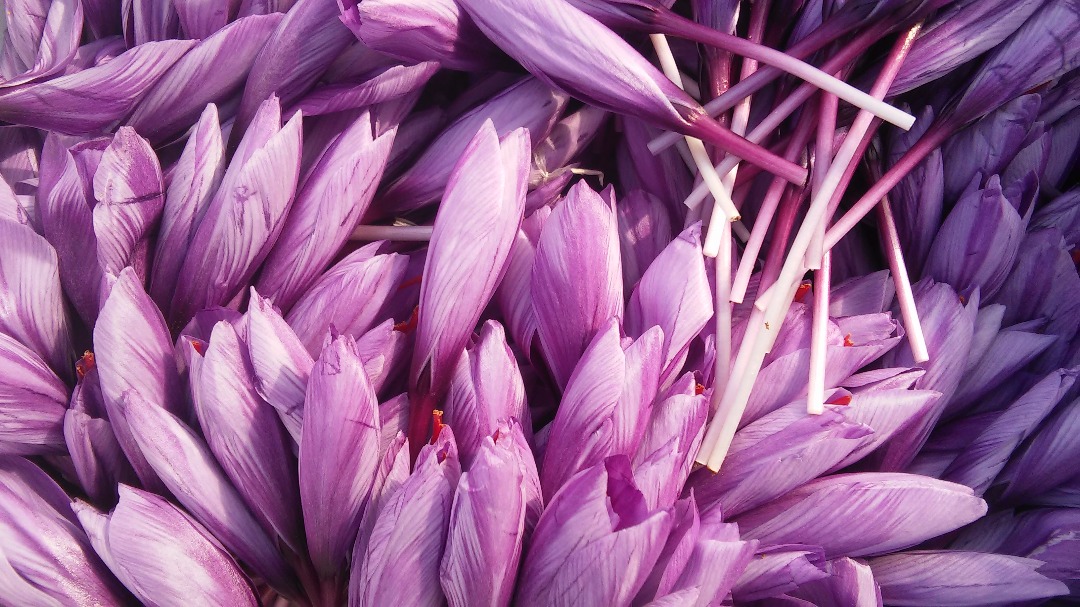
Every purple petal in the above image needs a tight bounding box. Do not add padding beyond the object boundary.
[440,420,535,607]
[494,205,548,357]
[244,288,312,441]
[171,96,302,328]
[829,270,894,317]
[997,394,1080,501]
[690,409,873,517]
[869,550,1068,606]
[533,181,624,388]
[828,388,943,470]
[195,321,301,551]
[0,332,67,455]
[91,127,165,282]
[732,545,828,602]
[636,496,701,603]
[942,94,1041,200]
[300,333,382,577]
[75,486,259,606]
[63,402,132,506]
[149,103,225,310]
[617,118,691,213]
[0,40,194,134]
[346,0,504,71]
[0,456,131,605]
[174,0,239,38]
[256,110,396,310]
[0,218,73,378]
[632,380,707,510]
[616,189,674,293]
[626,223,713,387]
[516,457,672,606]
[668,508,756,606]
[734,473,988,558]
[352,428,460,607]
[355,319,409,396]
[294,61,439,117]
[120,390,297,596]
[0,0,82,87]
[411,123,529,400]
[285,247,410,354]
[94,267,185,489]
[377,77,566,215]
[443,320,529,465]
[792,557,883,607]
[127,13,282,144]
[949,326,1056,416]
[233,0,354,138]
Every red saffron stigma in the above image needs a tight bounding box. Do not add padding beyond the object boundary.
[397,275,423,291]
[827,394,852,406]
[394,306,420,333]
[695,383,706,396]
[430,409,445,444]
[191,339,207,356]
[794,282,812,302]
[75,351,95,379]
[843,334,854,347]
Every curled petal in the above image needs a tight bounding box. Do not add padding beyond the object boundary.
[244,289,312,441]
[0,333,67,455]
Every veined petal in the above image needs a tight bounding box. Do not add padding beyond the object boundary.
[171,97,302,328]
[149,103,225,310]
[92,127,165,282]
[617,189,674,293]
[285,247,410,354]
[94,267,185,489]
[410,123,529,400]
[196,321,301,551]
[636,496,700,603]
[294,61,438,117]
[0,333,67,455]
[300,334,382,577]
[121,0,180,44]
[0,456,131,605]
[63,402,132,506]
[997,394,1080,501]
[0,218,72,378]
[948,327,1057,415]
[0,40,194,134]
[869,550,1068,606]
[443,320,529,465]
[355,319,408,396]
[516,457,672,606]
[626,223,712,387]
[829,270,894,317]
[376,77,566,215]
[632,379,707,510]
[233,0,353,138]
[120,390,297,596]
[494,205,548,357]
[244,289,312,442]
[533,181,623,388]
[352,428,460,607]
[942,94,1040,200]
[0,0,82,87]
[732,545,828,602]
[668,509,756,606]
[174,0,239,38]
[440,421,534,607]
[75,486,259,607]
[257,110,396,310]
[792,557,882,607]
[734,473,988,558]
[127,13,283,144]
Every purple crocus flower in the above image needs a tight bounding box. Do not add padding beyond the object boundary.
[75,485,260,606]
[0,0,83,87]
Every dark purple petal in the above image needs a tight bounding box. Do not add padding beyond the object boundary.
[942,94,1040,200]
[734,473,987,558]
[869,550,1067,606]
[300,333,382,577]
[0,40,194,134]
[127,13,282,144]
[256,110,396,310]
[174,0,240,38]
[997,394,1080,501]
[75,486,259,606]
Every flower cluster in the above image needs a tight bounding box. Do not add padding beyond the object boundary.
[1,0,1078,605]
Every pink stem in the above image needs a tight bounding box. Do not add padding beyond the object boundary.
[807,252,832,414]
[878,194,931,362]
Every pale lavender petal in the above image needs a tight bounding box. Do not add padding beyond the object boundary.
[75,486,259,606]
[533,182,623,388]
[734,473,987,558]
[300,333,382,577]
[869,550,1068,606]
[829,270,894,317]
[626,223,712,387]
[792,557,883,607]
[632,384,707,510]
[149,103,225,311]
[443,320,529,465]
[636,496,700,603]
[732,545,828,602]
[0,0,82,87]
[352,428,460,607]
[127,13,283,144]
[668,509,756,606]
[257,110,396,310]
[0,218,73,378]
[244,288,312,441]
[0,332,67,455]
[285,247,410,354]
[494,205,548,357]
[0,40,194,134]
[410,123,529,403]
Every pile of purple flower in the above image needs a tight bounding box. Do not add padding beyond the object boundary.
[2,0,1080,604]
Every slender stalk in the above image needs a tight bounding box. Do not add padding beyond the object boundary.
[651,33,741,222]
[351,224,433,241]
[713,220,733,401]
[684,116,807,184]
[807,81,839,270]
[807,252,831,415]
[878,195,930,363]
